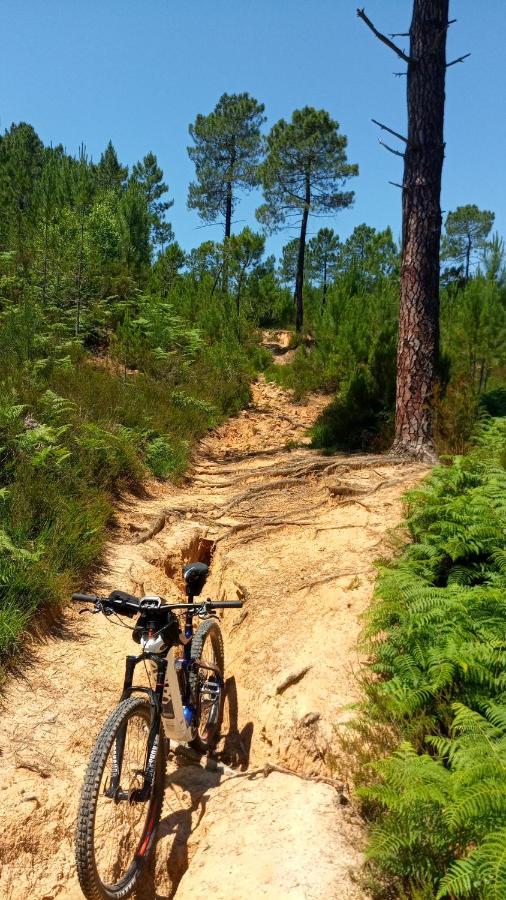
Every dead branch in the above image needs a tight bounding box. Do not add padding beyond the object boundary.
[357,8,413,64]
[371,118,408,143]
[447,52,470,68]
[379,140,405,158]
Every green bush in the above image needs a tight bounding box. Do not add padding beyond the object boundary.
[311,326,397,451]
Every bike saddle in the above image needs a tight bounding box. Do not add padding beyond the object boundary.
[183,562,209,596]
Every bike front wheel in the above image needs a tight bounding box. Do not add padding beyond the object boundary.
[75,696,166,900]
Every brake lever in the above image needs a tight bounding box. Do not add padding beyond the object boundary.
[196,601,218,620]
[79,603,104,616]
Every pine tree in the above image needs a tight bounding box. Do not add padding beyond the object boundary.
[152,242,186,297]
[229,227,265,315]
[358,1,459,461]
[187,93,265,291]
[131,152,174,251]
[307,227,340,304]
[188,93,265,239]
[0,122,44,266]
[119,181,151,275]
[442,205,495,282]
[279,238,299,288]
[96,140,128,194]
[257,107,357,331]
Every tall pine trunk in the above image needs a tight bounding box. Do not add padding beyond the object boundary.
[322,258,328,306]
[294,173,310,332]
[392,0,448,460]
[222,152,235,294]
[465,233,471,281]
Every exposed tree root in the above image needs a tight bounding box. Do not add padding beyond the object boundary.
[275,665,312,695]
[220,763,345,794]
[297,570,369,592]
[135,514,166,544]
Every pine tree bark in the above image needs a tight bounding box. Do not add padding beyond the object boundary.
[294,174,310,332]
[464,232,471,282]
[222,151,235,294]
[392,0,448,461]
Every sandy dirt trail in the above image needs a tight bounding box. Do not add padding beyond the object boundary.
[0,335,426,899]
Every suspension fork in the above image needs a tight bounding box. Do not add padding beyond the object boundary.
[107,654,166,801]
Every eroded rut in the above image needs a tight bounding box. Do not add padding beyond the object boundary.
[0,339,426,899]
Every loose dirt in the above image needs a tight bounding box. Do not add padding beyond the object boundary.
[0,334,427,899]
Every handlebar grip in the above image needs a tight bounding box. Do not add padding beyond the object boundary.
[72,593,98,603]
[209,601,244,609]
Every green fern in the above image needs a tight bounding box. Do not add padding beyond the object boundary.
[359,419,506,897]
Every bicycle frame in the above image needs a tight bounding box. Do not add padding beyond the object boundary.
[111,605,205,802]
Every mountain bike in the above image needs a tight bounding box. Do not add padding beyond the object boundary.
[72,561,242,900]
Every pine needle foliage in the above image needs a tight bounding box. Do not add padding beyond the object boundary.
[360,418,506,897]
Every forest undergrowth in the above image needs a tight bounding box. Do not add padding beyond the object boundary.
[0,291,265,662]
[351,418,506,899]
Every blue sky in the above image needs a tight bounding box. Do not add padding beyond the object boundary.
[2,0,505,260]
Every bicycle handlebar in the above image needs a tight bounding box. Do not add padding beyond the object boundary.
[72,592,243,614]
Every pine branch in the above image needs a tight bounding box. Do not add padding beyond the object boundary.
[379,140,405,158]
[447,53,471,68]
[372,119,408,144]
[356,8,414,64]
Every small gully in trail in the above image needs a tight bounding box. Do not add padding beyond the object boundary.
[73,563,242,900]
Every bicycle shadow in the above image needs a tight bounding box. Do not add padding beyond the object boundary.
[137,676,253,899]
[218,675,253,771]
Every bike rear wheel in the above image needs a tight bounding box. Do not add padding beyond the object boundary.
[190,619,224,753]
[75,696,166,900]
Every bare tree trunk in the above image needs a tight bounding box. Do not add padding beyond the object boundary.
[358,2,456,461]
[236,270,244,316]
[465,233,471,282]
[42,214,49,305]
[391,0,448,461]
[294,173,310,332]
[322,258,328,306]
[76,216,85,336]
[222,153,235,294]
